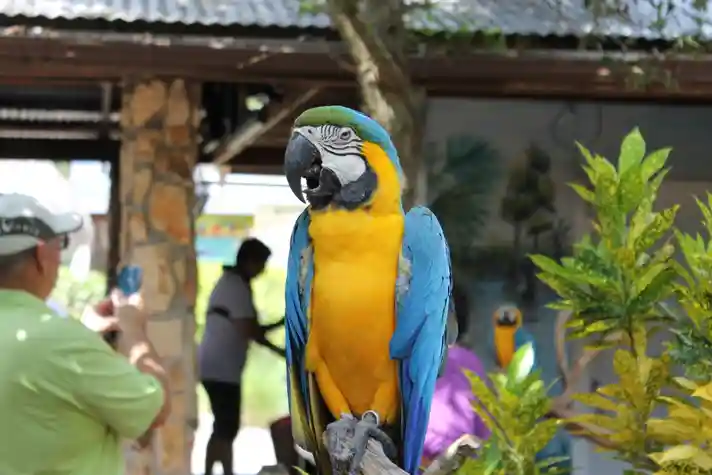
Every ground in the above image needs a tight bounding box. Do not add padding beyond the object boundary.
[191,414,276,475]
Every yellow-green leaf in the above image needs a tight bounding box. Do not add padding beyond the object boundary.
[640,147,671,181]
[672,377,699,392]
[618,127,646,174]
[647,418,702,444]
[566,413,619,432]
[507,343,535,383]
[692,382,712,403]
[654,445,712,470]
[525,418,561,454]
[572,392,619,412]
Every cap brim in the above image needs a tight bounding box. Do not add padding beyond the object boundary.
[52,212,83,235]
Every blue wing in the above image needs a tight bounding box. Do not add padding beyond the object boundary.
[390,206,451,474]
[284,210,317,454]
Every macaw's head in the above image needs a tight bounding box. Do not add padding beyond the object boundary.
[493,304,522,329]
[284,105,404,211]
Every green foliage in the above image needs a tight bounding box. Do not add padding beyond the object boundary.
[51,266,107,317]
[568,344,669,472]
[500,144,556,245]
[648,378,712,474]
[531,128,677,347]
[528,127,712,474]
[456,344,567,475]
[426,136,500,275]
[667,194,712,382]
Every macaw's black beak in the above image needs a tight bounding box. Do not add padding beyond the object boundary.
[496,311,519,327]
[284,132,342,209]
[285,132,320,204]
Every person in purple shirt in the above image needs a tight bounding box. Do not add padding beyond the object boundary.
[422,284,490,466]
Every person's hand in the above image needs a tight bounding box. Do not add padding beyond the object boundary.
[81,298,120,335]
[264,317,285,332]
[110,289,148,335]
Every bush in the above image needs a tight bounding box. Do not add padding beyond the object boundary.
[528,129,712,474]
[451,129,712,475]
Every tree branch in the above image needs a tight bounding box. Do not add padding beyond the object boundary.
[286,430,481,475]
[323,0,427,208]
[548,310,625,451]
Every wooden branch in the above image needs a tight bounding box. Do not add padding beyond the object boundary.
[422,435,481,475]
[551,310,622,409]
[212,87,321,165]
[548,310,626,452]
[313,427,480,475]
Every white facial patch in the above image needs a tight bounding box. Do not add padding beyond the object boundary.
[321,154,366,185]
[295,125,366,186]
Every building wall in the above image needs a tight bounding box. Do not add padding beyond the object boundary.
[426,97,712,475]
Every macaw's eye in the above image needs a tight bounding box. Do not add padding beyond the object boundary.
[339,128,352,140]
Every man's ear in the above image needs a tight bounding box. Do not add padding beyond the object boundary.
[34,243,50,274]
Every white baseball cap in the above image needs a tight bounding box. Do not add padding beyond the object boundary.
[0,193,83,256]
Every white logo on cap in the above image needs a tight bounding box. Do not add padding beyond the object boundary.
[0,218,41,237]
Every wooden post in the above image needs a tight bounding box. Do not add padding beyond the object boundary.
[118,76,201,475]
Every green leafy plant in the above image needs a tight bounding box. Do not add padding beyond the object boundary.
[530,128,678,347]
[501,144,556,255]
[456,344,567,475]
[568,339,669,472]
[647,377,712,475]
[51,266,107,317]
[527,128,712,474]
[668,194,712,382]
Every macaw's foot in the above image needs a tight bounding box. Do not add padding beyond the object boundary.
[349,411,397,475]
[323,411,397,475]
[324,414,357,474]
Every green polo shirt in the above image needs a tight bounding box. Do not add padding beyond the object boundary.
[0,290,164,475]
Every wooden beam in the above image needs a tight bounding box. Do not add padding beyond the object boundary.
[213,87,321,165]
[3,34,712,101]
[3,34,712,100]
[0,138,117,160]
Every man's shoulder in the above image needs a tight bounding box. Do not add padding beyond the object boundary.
[213,269,250,298]
[219,268,249,287]
[18,313,108,356]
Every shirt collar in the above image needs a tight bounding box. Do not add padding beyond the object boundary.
[0,289,51,312]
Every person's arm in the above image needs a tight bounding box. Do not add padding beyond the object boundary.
[118,326,171,430]
[229,314,285,358]
[220,275,286,357]
[42,323,169,440]
[253,330,286,358]
[81,294,171,431]
[262,317,285,332]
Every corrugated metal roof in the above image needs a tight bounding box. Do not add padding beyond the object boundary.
[0,0,709,40]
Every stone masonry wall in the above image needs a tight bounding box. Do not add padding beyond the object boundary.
[119,77,201,475]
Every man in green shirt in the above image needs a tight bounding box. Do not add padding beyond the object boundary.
[0,193,171,475]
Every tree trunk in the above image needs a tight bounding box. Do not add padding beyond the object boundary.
[326,0,427,210]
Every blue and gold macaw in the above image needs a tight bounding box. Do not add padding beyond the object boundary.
[493,304,535,371]
[492,304,570,468]
[283,106,452,474]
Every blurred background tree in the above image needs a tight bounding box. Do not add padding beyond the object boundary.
[426,135,500,280]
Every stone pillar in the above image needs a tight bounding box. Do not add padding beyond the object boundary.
[118,77,201,475]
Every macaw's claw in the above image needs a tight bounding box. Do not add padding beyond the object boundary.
[325,413,358,474]
[348,411,397,475]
